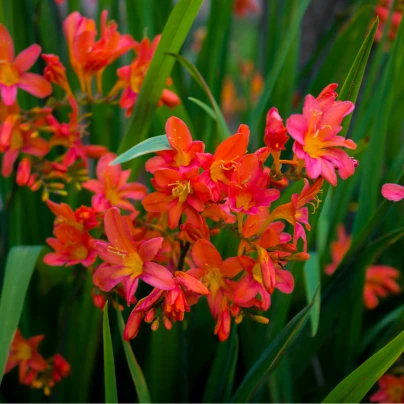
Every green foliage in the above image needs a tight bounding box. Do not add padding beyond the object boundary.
[0,246,43,382]
[323,328,404,403]
[103,302,118,404]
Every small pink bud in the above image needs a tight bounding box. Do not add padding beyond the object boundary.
[16,158,31,186]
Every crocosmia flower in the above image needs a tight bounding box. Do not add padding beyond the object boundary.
[0,25,52,105]
[234,0,260,17]
[146,116,204,173]
[287,83,357,185]
[228,154,280,214]
[370,374,404,403]
[82,152,147,213]
[382,183,404,201]
[93,207,176,305]
[325,224,351,275]
[5,330,48,384]
[364,266,401,309]
[63,11,135,95]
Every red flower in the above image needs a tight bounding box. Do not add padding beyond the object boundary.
[370,374,404,403]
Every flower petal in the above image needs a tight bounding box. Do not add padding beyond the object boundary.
[18,73,52,98]
[0,24,14,61]
[175,271,209,295]
[14,44,41,72]
[192,239,222,269]
[141,262,176,290]
[1,85,17,106]
[104,207,136,253]
[138,237,163,262]
[166,116,192,151]
[381,183,404,202]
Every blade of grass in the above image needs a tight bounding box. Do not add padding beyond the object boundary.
[0,246,43,382]
[103,302,118,403]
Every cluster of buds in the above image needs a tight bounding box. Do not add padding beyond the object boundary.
[0,11,179,200]
[43,83,360,342]
[5,330,70,396]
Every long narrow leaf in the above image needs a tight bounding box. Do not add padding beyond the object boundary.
[116,309,151,403]
[231,298,315,403]
[103,302,118,404]
[322,328,404,403]
[118,0,203,154]
[0,246,42,383]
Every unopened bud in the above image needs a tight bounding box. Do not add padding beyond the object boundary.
[235,314,243,324]
[250,315,270,324]
[151,319,160,331]
[163,316,172,330]
[144,308,156,323]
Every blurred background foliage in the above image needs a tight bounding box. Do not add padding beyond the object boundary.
[0,0,403,402]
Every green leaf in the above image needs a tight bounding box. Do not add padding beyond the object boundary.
[188,97,216,120]
[0,246,42,383]
[353,16,404,236]
[112,135,171,165]
[337,17,379,137]
[322,328,404,403]
[168,52,231,144]
[203,327,239,403]
[248,0,312,139]
[231,299,315,403]
[362,305,404,352]
[116,309,151,403]
[303,252,321,337]
[103,302,118,404]
[118,0,203,154]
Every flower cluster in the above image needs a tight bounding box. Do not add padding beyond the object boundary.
[42,83,358,342]
[371,372,404,403]
[375,0,403,43]
[5,329,70,396]
[326,224,401,309]
[0,11,179,200]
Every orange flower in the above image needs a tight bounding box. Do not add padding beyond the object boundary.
[326,224,401,309]
[188,240,243,326]
[143,166,211,229]
[44,223,96,267]
[325,224,351,275]
[5,329,48,385]
[198,124,249,201]
[0,25,51,105]
[93,208,176,305]
[228,154,280,215]
[146,116,204,173]
[42,54,72,94]
[370,374,404,403]
[82,153,147,213]
[364,266,401,309]
[63,11,135,96]
[110,36,180,117]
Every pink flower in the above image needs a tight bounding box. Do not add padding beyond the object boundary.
[287,83,356,186]
[0,25,52,105]
[82,153,147,213]
[93,208,176,305]
[381,183,404,202]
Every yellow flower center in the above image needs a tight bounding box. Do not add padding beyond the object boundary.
[387,385,404,403]
[171,180,191,203]
[15,342,32,360]
[303,130,324,158]
[210,160,236,183]
[203,266,224,296]
[72,245,88,260]
[0,61,20,86]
